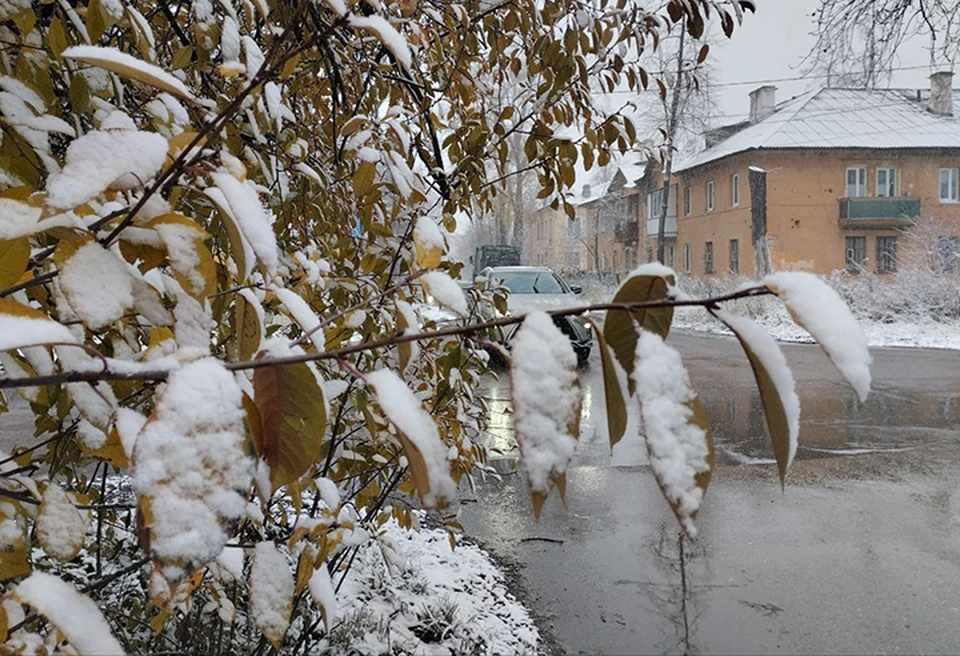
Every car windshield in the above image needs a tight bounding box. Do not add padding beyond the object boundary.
[493,271,568,294]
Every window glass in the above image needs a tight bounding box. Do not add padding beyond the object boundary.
[846,167,866,197]
[729,239,739,274]
[938,236,958,272]
[731,174,740,206]
[704,241,714,274]
[845,236,866,270]
[494,271,568,294]
[876,236,897,272]
[940,168,959,202]
[876,168,897,197]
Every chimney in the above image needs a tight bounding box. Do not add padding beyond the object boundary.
[929,71,954,117]
[749,85,777,123]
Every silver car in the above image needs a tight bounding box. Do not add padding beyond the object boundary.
[478,266,592,365]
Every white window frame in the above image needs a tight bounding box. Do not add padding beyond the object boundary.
[846,167,866,198]
[731,173,740,207]
[940,168,959,203]
[876,168,897,197]
[683,243,691,273]
[706,181,714,212]
[683,186,691,216]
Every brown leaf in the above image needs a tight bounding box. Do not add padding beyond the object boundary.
[589,320,627,450]
[0,238,29,289]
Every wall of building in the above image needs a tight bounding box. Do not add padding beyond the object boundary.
[675,149,960,277]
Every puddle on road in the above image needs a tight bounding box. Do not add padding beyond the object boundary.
[478,349,960,467]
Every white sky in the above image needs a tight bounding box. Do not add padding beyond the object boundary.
[710,0,936,126]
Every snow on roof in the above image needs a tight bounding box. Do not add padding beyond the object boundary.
[676,87,960,173]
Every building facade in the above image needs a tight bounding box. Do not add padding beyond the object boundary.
[668,78,960,278]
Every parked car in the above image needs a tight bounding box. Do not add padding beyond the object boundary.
[477,266,592,364]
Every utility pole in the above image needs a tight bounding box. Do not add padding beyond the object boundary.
[657,27,685,263]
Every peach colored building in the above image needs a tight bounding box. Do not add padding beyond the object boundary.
[668,78,960,278]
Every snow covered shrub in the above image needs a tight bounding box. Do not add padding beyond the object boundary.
[0,0,876,652]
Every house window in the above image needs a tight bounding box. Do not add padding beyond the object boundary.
[845,236,866,271]
[683,186,691,215]
[938,236,958,272]
[567,217,581,237]
[876,168,897,197]
[706,181,714,212]
[940,168,959,202]
[729,239,739,274]
[846,167,866,197]
[667,244,675,268]
[704,241,714,274]
[731,173,740,207]
[683,243,691,273]
[876,236,897,272]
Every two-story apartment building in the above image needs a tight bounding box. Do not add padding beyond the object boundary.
[670,74,960,278]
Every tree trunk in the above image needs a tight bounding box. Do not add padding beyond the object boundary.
[657,28,685,264]
[749,166,772,276]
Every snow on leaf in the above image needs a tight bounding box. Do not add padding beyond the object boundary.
[14,572,124,655]
[603,263,675,395]
[420,271,467,316]
[45,114,168,210]
[0,298,77,351]
[250,541,294,649]
[0,507,30,580]
[714,310,800,483]
[148,213,216,300]
[633,331,713,540]
[315,477,340,511]
[366,369,456,508]
[413,216,444,269]
[133,358,254,585]
[347,15,412,70]
[211,171,278,279]
[252,341,327,489]
[63,45,198,103]
[205,186,254,281]
[55,345,118,430]
[763,271,871,401]
[274,288,324,351]
[35,484,88,562]
[308,565,336,631]
[56,240,134,329]
[509,311,581,518]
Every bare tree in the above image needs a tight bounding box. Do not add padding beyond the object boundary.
[807,0,960,87]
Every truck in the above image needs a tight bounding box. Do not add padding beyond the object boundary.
[472,244,520,276]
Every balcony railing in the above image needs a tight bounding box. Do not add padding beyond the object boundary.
[839,197,920,227]
[645,214,678,239]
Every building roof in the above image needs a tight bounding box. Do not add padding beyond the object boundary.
[675,87,960,173]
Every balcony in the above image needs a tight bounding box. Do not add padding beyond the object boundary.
[645,214,677,239]
[838,197,920,229]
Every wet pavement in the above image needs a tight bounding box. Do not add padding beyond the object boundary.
[465,332,960,654]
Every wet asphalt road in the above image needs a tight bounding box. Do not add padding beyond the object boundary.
[465,332,960,654]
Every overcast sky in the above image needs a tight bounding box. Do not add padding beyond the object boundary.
[710,0,936,125]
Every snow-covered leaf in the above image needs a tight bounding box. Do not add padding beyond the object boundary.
[63,45,198,103]
[366,369,456,509]
[45,112,168,210]
[763,271,871,401]
[133,358,254,585]
[35,484,88,562]
[420,271,467,315]
[510,312,581,519]
[714,310,799,486]
[308,565,336,631]
[0,238,29,289]
[148,213,216,300]
[396,300,419,374]
[0,298,76,351]
[0,507,30,580]
[590,320,627,450]
[211,171,278,279]
[14,572,124,655]
[205,186,253,281]
[603,263,675,395]
[274,288,323,351]
[252,356,327,489]
[347,15,413,70]
[250,541,293,649]
[56,239,134,329]
[633,330,713,540]
[413,216,444,269]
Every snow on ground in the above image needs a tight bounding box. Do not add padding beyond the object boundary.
[321,518,539,655]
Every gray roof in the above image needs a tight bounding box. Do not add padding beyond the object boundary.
[675,87,960,173]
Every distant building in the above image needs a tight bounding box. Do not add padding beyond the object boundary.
[665,74,960,277]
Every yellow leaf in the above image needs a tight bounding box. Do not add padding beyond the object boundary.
[235,291,262,361]
[0,298,77,351]
[89,426,130,469]
[86,0,107,42]
[252,359,327,489]
[295,547,314,595]
[206,188,250,281]
[171,45,195,70]
[0,238,29,289]
[68,73,91,113]
[714,310,799,487]
[353,161,377,196]
[47,17,68,59]
[590,320,627,450]
[63,45,198,104]
[603,269,674,395]
[0,510,30,581]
